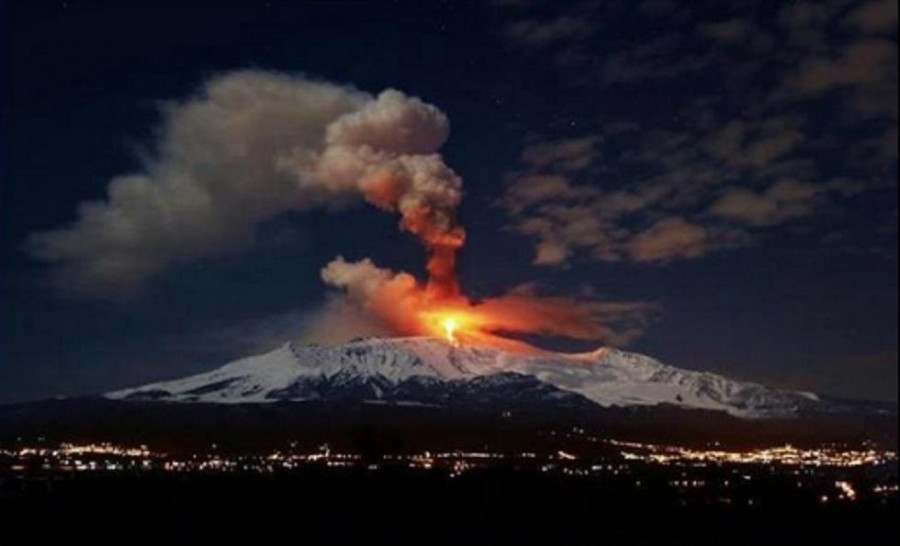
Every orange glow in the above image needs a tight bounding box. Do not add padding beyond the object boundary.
[323,257,653,353]
[418,309,552,354]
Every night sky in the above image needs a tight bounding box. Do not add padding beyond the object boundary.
[1,0,897,403]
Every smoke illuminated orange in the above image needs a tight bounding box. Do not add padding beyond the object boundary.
[323,253,654,350]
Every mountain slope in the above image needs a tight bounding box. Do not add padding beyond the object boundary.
[106,337,823,418]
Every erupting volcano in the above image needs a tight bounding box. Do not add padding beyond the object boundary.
[317,102,653,350]
[240,76,652,352]
[106,335,828,419]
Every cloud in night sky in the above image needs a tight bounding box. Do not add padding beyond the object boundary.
[702,118,805,169]
[520,136,599,171]
[495,0,897,269]
[503,15,593,48]
[847,0,899,32]
[26,71,462,298]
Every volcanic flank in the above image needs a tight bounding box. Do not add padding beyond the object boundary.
[106,336,823,419]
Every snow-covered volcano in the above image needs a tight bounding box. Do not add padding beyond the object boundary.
[106,337,821,418]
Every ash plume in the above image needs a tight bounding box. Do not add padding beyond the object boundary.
[28,69,650,347]
[27,71,463,298]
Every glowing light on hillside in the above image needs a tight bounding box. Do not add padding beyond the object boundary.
[442,316,459,345]
[420,309,481,345]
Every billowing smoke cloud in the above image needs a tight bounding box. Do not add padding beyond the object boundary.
[302,90,465,299]
[27,71,463,298]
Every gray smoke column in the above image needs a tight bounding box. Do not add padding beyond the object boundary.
[27,70,464,298]
[299,89,465,300]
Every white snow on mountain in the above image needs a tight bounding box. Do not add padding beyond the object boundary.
[106,336,820,418]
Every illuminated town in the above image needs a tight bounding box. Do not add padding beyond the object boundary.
[609,438,896,467]
[4,435,895,472]
[3,434,896,506]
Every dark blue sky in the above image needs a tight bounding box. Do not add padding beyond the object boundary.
[2,0,897,403]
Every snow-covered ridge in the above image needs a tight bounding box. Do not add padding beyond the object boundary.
[106,336,821,418]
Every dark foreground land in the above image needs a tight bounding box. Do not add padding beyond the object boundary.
[1,397,897,452]
[2,467,896,546]
[1,398,896,544]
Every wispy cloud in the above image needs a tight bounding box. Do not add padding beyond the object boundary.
[494,0,897,268]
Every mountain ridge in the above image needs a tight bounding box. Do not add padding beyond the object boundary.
[106,336,824,418]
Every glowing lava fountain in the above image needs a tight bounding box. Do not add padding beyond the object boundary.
[442,316,459,345]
